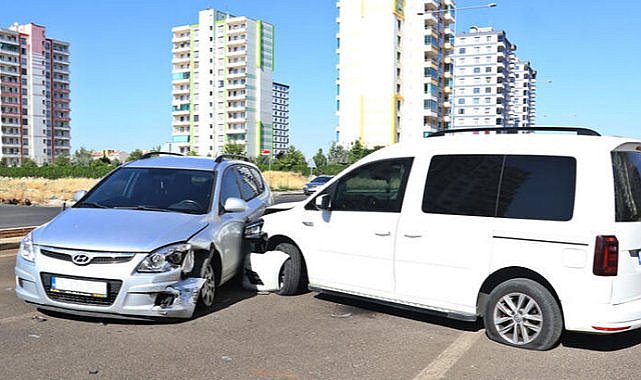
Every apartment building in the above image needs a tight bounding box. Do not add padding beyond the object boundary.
[171,9,276,157]
[0,23,70,166]
[272,81,289,155]
[509,60,537,128]
[336,0,455,148]
[452,26,536,129]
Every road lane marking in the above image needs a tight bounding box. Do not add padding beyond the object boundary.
[0,312,36,325]
[413,330,483,380]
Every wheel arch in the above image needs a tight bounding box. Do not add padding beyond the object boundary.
[477,266,562,318]
[266,235,307,268]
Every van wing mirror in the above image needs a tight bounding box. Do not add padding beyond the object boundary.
[315,194,331,210]
[73,190,87,202]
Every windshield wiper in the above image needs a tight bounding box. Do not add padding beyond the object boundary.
[114,206,170,212]
[76,201,108,209]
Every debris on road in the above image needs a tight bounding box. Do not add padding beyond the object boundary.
[28,334,40,339]
[31,315,47,322]
[330,312,352,318]
[221,356,233,363]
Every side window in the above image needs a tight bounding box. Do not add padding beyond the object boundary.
[331,158,413,212]
[496,155,576,221]
[220,168,242,207]
[236,165,262,201]
[249,167,266,193]
[423,155,503,217]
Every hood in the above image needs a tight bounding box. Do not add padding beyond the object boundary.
[32,208,208,252]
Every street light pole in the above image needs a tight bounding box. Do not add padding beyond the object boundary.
[417,2,497,130]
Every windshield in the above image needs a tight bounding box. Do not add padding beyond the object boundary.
[612,151,641,222]
[312,176,332,184]
[77,167,215,214]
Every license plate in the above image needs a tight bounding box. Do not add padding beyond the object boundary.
[51,277,108,298]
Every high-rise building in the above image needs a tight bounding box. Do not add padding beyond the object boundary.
[509,60,537,128]
[336,0,455,148]
[452,26,536,129]
[0,23,70,166]
[171,9,276,157]
[272,81,289,155]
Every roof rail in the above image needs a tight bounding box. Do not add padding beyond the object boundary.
[427,126,601,137]
[214,154,250,163]
[139,151,184,160]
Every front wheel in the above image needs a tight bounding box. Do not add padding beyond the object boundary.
[275,242,307,295]
[188,254,217,310]
[483,278,562,350]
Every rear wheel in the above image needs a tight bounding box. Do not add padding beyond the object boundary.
[276,242,306,295]
[483,278,562,350]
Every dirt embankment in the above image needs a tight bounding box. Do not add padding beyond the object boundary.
[1,171,308,206]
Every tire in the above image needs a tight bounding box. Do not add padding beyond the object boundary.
[189,253,217,310]
[483,278,562,350]
[275,242,307,295]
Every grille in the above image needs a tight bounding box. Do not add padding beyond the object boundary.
[40,249,134,265]
[40,273,122,306]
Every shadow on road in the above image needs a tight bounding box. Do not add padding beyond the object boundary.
[561,329,641,351]
[37,279,257,325]
[315,292,483,332]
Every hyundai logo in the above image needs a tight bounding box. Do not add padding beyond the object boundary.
[71,254,91,266]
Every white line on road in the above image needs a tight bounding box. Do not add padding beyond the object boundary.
[413,330,483,380]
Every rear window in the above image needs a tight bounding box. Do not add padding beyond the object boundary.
[423,154,576,221]
[612,151,641,222]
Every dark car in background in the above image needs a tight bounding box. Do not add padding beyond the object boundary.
[303,175,333,196]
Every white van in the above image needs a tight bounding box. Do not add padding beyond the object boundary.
[248,127,641,350]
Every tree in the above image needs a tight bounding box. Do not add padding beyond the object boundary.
[73,147,93,166]
[277,145,307,172]
[127,149,144,161]
[224,143,245,155]
[54,154,71,166]
[187,150,198,156]
[348,140,367,164]
[313,148,327,168]
[21,157,37,168]
[99,152,111,164]
[327,142,348,164]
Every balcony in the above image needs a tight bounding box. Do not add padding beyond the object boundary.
[227,37,247,47]
[227,117,247,124]
[423,13,438,27]
[444,11,455,24]
[172,34,191,43]
[0,67,18,75]
[172,119,190,127]
[227,93,246,101]
[227,25,247,35]
[227,60,246,69]
[172,55,190,64]
[227,71,246,79]
[227,49,247,57]
[444,42,454,51]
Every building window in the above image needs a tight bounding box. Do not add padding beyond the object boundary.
[473,88,480,94]
[473,67,481,73]
[458,48,466,54]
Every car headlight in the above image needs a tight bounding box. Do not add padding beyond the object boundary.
[136,243,194,273]
[18,232,35,262]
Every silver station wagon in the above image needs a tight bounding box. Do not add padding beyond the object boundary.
[15,153,271,319]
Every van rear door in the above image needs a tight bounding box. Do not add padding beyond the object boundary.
[611,144,641,304]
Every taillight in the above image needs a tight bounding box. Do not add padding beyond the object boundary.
[593,235,619,276]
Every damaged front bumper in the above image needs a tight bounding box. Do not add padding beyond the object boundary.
[15,249,206,320]
[242,250,290,292]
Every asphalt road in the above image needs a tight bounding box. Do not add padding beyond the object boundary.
[3,248,641,379]
[0,193,307,229]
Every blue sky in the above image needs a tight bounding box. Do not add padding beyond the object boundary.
[2,0,640,157]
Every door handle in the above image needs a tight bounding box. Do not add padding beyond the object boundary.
[302,221,314,227]
[404,234,423,238]
[375,232,391,237]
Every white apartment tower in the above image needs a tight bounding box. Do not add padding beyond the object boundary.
[171,9,275,157]
[452,26,536,129]
[272,82,289,155]
[0,23,71,166]
[509,60,537,128]
[336,0,455,148]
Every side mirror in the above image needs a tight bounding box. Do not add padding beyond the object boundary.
[223,197,248,213]
[315,194,331,210]
[73,190,87,202]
